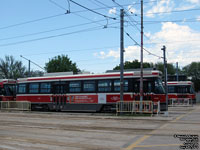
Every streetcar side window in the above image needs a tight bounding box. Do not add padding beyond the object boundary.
[168,86,175,93]
[18,84,26,94]
[29,83,39,94]
[177,85,190,93]
[98,80,112,92]
[40,83,51,93]
[133,82,139,93]
[114,80,128,92]
[69,81,81,92]
[83,81,95,92]
[143,82,153,93]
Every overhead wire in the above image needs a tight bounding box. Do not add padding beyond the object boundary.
[69,0,116,20]
[0,19,108,41]
[0,13,66,30]
[112,0,151,41]
[0,22,120,47]
[0,1,179,31]
[23,45,121,56]
[125,30,163,59]
[49,0,106,27]
[0,3,133,31]
[112,0,140,30]
[133,7,200,16]
[49,0,67,12]
[0,26,103,47]
[142,18,200,24]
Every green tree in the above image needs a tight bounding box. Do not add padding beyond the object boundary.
[113,59,153,70]
[45,55,80,73]
[0,55,26,79]
[182,62,200,91]
[154,62,176,75]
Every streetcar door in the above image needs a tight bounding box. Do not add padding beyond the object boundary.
[52,82,67,111]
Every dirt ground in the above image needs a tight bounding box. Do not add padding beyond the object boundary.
[0,105,200,150]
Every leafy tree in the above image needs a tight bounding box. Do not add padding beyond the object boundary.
[45,55,80,73]
[0,55,27,79]
[182,62,200,91]
[154,62,176,75]
[113,59,153,70]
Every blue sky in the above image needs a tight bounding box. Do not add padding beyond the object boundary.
[0,0,200,73]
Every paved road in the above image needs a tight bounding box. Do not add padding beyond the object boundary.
[124,105,200,150]
[0,105,199,150]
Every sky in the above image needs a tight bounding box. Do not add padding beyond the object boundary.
[0,0,200,73]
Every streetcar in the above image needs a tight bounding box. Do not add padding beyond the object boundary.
[16,70,166,112]
[167,81,196,104]
[0,79,16,101]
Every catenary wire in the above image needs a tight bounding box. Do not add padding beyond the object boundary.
[69,0,116,20]
[125,30,163,59]
[0,19,108,41]
[0,22,120,47]
[0,13,66,30]
[0,1,177,31]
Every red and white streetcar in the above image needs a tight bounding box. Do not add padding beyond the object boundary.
[167,81,196,104]
[0,79,16,101]
[16,70,166,112]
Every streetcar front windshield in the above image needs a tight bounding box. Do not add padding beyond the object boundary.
[154,78,165,94]
[0,87,3,95]
[4,84,16,96]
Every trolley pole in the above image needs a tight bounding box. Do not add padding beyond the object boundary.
[20,55,45,77]
[140,0,144,112]
[161,46,168,114]
[20,55,31,77]
[120,9,124,115]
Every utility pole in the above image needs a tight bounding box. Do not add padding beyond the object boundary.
[140,0,144,112]
[176,62,179,81]
[28,60,31,77]
[120,9,124,114]
[161,46,168,114]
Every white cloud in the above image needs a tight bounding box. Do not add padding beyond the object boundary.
[127,5,136,14]
[175,4,196,11]
[95,46,140,61]
[148,22,200,66]
[95,23,200,67]
[146,0,174,18]
[108,7,116,14]
[185,0,200,4]
[95,49,119,59]
[197,16,200,21]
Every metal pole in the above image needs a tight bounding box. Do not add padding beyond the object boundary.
[140,0,144,112]
[176,62,179,81]
[120,9,124,114]
[28,60,31,77]
[161,46,168,112]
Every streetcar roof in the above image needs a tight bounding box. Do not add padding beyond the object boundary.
[0,79,16,86]
[0,79,16,84]
[17,70,162,83]
[167,81,193,86]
